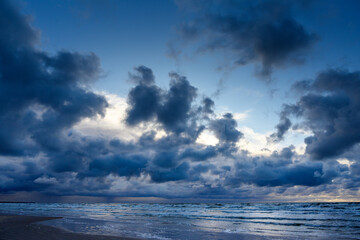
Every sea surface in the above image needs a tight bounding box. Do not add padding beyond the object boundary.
[0,202,359,239]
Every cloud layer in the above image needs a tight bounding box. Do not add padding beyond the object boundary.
[0,0,359,202]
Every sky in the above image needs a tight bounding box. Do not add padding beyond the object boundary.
[0,0,360,203]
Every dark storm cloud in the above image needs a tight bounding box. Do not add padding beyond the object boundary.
[267,104,301,143]
[49,151,84,173]
[0,0,108,158]
[81,155,147,178]
[0,161,44,193]
[180,146,217,162]
[158,73,198,133]
[209,113,243,143]
[270,69,360,160]
[129,65,155,85]
[201,97,215,115]
[188,164,216,181]
[174,0,317,78]
[153,151,179,168]
[126,68,202,134]
[234,163,326,187]
[126,81,161,125]
[0,0,39,49]
[149,162,190,183]
[267,114,291,143]
[0,0,109,191]
[272,145,296,159]
[225,147,340,187]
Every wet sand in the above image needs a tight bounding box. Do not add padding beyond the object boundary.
[0,215,138,240]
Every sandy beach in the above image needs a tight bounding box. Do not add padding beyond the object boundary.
[0,215,138,240]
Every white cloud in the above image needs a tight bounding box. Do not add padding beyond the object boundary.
[337,158,353,167]
[196,129,219,146]
[233,110,252,121]
[34,176,58,184]
[238,126,275,156]
[74,91,150,142]
[216,107,252,122]
[237,126,307,156]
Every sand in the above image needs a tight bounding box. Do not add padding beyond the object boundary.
[0,215,138,240]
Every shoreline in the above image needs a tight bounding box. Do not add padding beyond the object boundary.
[0,215,138,240]
[0,214,317,240]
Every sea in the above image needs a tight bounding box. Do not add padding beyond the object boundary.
[0,202,359,239]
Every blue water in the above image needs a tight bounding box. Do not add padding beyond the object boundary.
[0,202,359,239]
